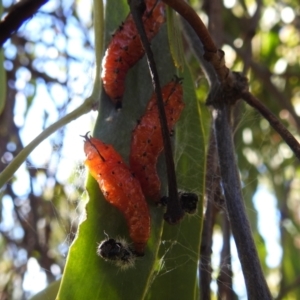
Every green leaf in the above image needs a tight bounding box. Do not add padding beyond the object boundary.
[57,1,206,298]
[56,0,181,299]
[146,65,206,300]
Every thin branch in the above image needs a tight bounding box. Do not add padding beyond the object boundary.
[214,104,272,299]
[199,127,219,300]
[242,91,300,161]
[200,12,223,298]
[202,0,223,47]
[0,95,95,189]
[0,0,49,47]
[129,0,184,223]
[199,199,214,300]
[225,35,300,131]
[217,216,234,299]
[240,0,262,74]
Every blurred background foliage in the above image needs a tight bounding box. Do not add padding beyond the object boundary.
[0,0,299,299]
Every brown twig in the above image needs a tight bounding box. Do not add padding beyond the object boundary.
[200,128,219,300]
[239,0,262,74]
[217,215,234,299]
[202,0,223,47]
[225,35,300,131]
[242,91,300,161]
[0,0,49,47]
[199,198,214,300]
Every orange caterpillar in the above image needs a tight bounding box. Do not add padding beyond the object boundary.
[83,134,150,255]
[101,0,166,108]
[130,79,184,202]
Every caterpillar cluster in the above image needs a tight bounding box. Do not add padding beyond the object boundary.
[83,79,199,269]
[101,0,166,108]
[85,0,199,270]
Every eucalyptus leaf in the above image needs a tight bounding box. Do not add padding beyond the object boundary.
[146,65,206,300]
[57,0,173,298]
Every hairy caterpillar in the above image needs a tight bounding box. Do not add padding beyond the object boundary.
[83,134,150,255]
[161,191,199,215]
[129,78,184,202]
[97,238,136,270]
[101,0,166,108]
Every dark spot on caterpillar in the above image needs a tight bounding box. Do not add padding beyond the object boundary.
[118,23,124,31]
